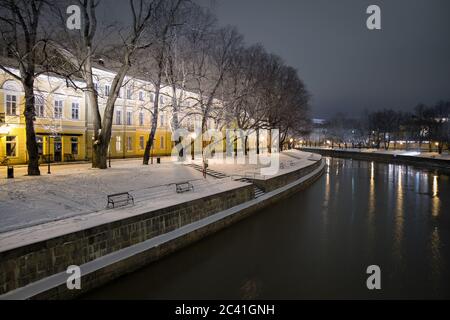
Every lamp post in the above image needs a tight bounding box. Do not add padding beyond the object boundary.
[47,135,51,174]
[108,140,111,168]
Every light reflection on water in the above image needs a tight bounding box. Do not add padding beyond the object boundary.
[84,157,450,300]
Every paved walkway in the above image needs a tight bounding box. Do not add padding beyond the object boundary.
[302,147,450,161]
[0,159,205,233]
[0,151,319,234]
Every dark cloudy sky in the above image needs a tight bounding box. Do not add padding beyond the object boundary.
[195,0,450,118]
[102,0,450,119]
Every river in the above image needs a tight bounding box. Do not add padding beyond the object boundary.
[84,157,450,299]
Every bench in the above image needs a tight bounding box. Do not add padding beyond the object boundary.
[107,192,134,208]
[175,181,194,193]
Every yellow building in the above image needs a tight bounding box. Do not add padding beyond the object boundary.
[0,71,88,165]
[0,66,197,166]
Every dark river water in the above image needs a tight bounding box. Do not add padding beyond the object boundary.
[84,158,450,299]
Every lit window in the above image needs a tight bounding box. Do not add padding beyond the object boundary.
[36,136,43,155]
[54,100,63,119]
[6,136,17,157]
[116,136,121,152]
[71,102,80,120]
[6,95,17,115]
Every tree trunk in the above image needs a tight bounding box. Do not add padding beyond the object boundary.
[92,143,108,169]
[143,86,161,165]
[23,83,40,176]
[256,128,260,155]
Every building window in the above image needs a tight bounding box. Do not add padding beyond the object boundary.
[159,95,164,105]
[149,93,154,102]
[71,137,78,155]
[71,102,80,120]
[139,136,145,150]
[54,100,63,119]
[126,110,132,125]
[36,136,43,155]
[160,136,164,149]
[105,85,110,96]
[118,88,123,98]
[116,136,121,152]
[139,112,144,126]
[127,136,133,151]
[6,94,17,115]
[139,91,144,101]
[115,109,122,125]
[6,136,17,157]
[127,88,132,100]
[35,95,45,117]
[160,114,165,126]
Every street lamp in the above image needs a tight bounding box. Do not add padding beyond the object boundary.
[289,138,294,149]
[108,140,111,168]
[47,135,52,174]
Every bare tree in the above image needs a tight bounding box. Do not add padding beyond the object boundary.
[139,0,184,165]
[0,0,55,175]
[55,0,164,168]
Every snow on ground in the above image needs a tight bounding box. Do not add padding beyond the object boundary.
[201,150,320,179]
[0,159,204,233]
[0,151,319,238]
[304,147,450,160]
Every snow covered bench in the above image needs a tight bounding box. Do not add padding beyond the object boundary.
[107,192,134,208]
[175,181,194,193]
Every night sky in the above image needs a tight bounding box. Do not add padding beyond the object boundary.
[195,0,450,118]
[102,0,450,118]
